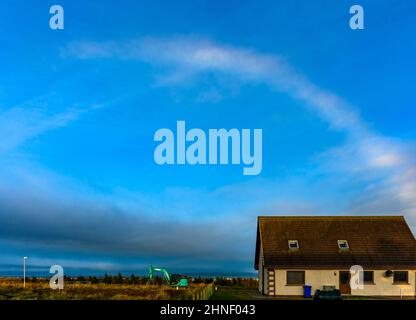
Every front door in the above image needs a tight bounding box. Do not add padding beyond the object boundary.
[339,271,351,294]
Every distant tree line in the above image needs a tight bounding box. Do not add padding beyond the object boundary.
[27,274,258,287]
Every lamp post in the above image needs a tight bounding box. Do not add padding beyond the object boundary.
[23,256,27,288]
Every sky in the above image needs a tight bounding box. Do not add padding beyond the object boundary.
[0,0,415,276]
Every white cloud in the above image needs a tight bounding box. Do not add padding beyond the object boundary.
[0,106,83,154]
[0,93,113,155]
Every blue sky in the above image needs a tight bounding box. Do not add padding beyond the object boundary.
[0,0,415,276]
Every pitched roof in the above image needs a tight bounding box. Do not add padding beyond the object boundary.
[255,216,416,270]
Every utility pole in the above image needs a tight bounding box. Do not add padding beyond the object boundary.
[23,256,27,288]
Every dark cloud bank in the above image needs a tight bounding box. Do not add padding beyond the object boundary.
[0,188,255,274]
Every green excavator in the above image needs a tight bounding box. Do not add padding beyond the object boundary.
[148,266,189,287]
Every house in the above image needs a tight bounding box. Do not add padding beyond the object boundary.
[255,216,416,297]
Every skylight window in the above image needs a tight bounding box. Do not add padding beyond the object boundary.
[337,240,349,250]
[288,240,299,250]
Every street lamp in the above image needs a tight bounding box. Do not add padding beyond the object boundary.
[23,256,27,288]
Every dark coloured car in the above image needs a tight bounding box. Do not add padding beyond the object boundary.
[313,289,342,300]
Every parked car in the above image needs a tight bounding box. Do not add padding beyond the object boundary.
[313,289,342,300]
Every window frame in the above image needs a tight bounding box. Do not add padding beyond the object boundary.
[288,240,299,250]
[337,240,349,250]
[393,271,409,284]
[286,270,305,286]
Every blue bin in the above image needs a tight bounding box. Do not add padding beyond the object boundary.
[303,285,312,298]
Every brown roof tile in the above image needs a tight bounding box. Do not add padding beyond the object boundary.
[255,216,416,270]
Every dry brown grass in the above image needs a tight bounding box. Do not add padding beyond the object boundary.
[0,278,207,300]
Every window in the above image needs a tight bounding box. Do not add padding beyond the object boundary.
[337,240,349,250]
[393,271,408,284]
[288,240,299,250]
[363,271,374,284]
[287,271,305,285]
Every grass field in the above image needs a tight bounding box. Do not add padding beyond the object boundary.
[0,277,266,300]
[3,280,407,300]
[210,286,263,300]
[0,278,208,300]
[210,286,309,300]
